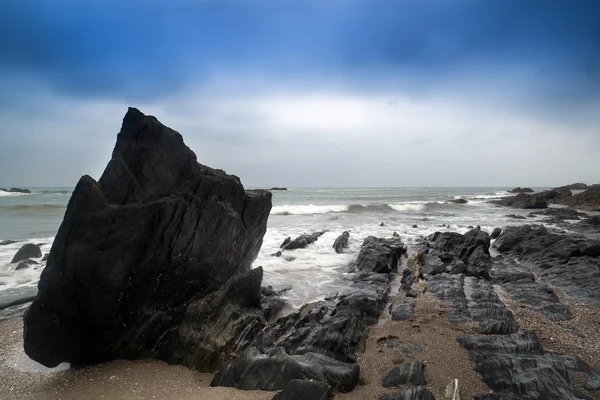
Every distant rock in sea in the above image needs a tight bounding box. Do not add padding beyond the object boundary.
[508,187,534,193]
[23,107,272,369]
[269,187,288,191]
[0,187,31,194]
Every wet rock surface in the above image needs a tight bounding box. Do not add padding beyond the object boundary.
[379,386,437,400]
[333,231,350,253]
[23,108,272,369]
[281,231,326,250]
[10,243,42,263]
[382,361,427,387]
[459,331,600,399]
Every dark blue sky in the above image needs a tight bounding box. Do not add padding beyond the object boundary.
[0,0,599,186]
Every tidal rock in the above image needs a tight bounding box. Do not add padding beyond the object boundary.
[389,300,415,321]
[447,198,468,204]
[382,361,427,387]
[333,231,350,254]
[493,225,600,307]
[528,208,586,222]
[379,386,436,400]
[23,108,272,369]
[459,331,600,400]
[0,240,18,246]
[429,274,518,334]
[0,187,31,193]
[355,236,406,274]
[269,187,288,191]
[490,228,502,239]
[211,346,359,393]
[553,183,589,192]
[553,185,600,211]
[491,193,547,209]
[16,259,39,270]
[509,187,534,193]
[505,214,526,220]
[11,243,42,263]
[272,379,333,400]
[281,231,325,251]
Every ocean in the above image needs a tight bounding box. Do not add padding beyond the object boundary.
[0,187,551,312]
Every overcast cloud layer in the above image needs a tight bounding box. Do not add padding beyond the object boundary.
[0,0,599,187]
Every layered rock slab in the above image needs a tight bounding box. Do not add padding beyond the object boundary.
[24,108,272,368]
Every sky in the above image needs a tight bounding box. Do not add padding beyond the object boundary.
[0,0,599,188]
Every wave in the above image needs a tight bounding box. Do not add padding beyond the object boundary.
[39,190,72,195]
[271,202,440,215]
[0,191,29,197]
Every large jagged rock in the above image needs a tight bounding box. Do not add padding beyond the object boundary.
[281,231,325,251]
[356,236,407,274]
[333,231,350,253]
[23,108,272,368]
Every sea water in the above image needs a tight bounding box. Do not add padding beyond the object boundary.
[0,187,552,310]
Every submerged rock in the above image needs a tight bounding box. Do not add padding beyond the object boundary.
[0,240,18,246]
[333,231,350,253]
[11,243,42,263]
[15,259,38,270]
[23,108,272,369]
[281,231,326,251]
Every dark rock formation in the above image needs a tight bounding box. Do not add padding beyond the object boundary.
[379,387,436,400]
[553,185,600,211]
[447,198,468,204]
[211,346,359,392]
[505,214,526,219]
[382,361,427,387]
[509,187,534,193]
[23,108,272,369]
[272,379,333,400]
[269,187,288,191]
[490,228,502,239]
[333,231,350,254]
[493,225,600,307]
[460,331,600,399]
[554,183,589,192]
[0,240,18,246]
[528,208,586,221]
[492,193,547,209]
[214,236,401,392]
[0,187,31,194]
[11,243,42,263]
[389,300,415,321]
[16,259,38,270]
[281,232,325,251]
[41,253,49,261]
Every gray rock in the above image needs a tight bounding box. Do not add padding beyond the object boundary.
[382,361,427,387]
[11,244,42,263]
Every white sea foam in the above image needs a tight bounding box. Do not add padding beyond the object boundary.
[0,238,53,290]
[0,191,29,197]
[388,203,427,211]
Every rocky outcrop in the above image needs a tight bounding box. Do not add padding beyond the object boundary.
[333,231,350,253]
[508,187,534,193]
[493,225,600,307]
[491,193,547,209]
[11,243,42,263]
[460,331,600,399]
[552,185,600,211]
[281,232,325,251]
[490,228,502,239]
[23,108,272,369]
[212,236,406,392]
[0,187,31,194]
[528,208,586,222]
[553,183,589,192]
